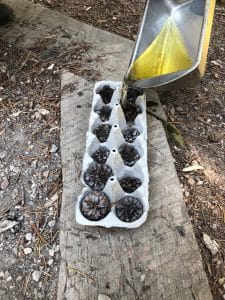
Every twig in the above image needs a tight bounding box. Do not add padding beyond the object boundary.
[66,266,96,283]
[218,204,225,223]
[40,216,49,234]
[0,199,21,219]
[21,186,25,206]
[41,270,52,277]
[31,222,50,246]
[197,117,213,128]
[22,272,31,296]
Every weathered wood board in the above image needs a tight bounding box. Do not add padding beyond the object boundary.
[59,72,212,300]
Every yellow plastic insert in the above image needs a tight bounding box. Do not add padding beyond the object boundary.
[129,18,193,80]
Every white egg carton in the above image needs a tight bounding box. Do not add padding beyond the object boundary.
[76,81,149,228]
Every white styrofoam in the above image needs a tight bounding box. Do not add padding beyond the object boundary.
[76,81,149,228]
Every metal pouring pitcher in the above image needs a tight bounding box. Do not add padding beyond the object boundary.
[124,0,216,90]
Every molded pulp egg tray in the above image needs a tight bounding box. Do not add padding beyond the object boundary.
[76,81,149,228]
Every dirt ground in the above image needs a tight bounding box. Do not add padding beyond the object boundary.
[0,41,61,298]
[31,0,146,40]
[0,0,224,299]
[0,23,99,300]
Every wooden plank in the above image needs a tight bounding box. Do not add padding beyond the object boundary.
[59,72,212,300]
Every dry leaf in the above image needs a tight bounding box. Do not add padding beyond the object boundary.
[11,111,22,117]
[182,165,204,172]
[1,178,9,190]
[47,63,55,70]
[211,60,223,68]
[38,108,49,115]
[203,233,219,256]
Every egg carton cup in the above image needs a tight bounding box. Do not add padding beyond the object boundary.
[76,81,149,228]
